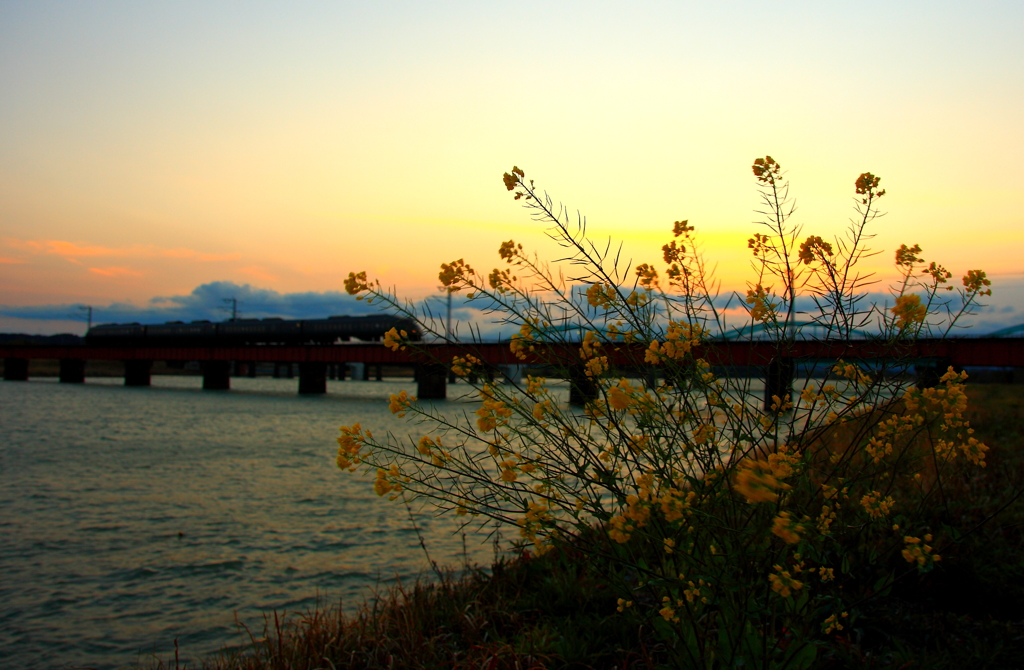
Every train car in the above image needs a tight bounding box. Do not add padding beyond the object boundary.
[218,318,303,345]
[85,314,421,346]
[84,323,146,345]
[146,320,218,344]
[301,315,419,344]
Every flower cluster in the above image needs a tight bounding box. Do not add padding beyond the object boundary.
[335,423,370,472]
[891,294,927,330]
[450,354,482,377]
[509,320,538,360]
[388,390,416,417]
[438,259,475,291]
[734,458,792,504]
[771,511,804,544]
[644,320,703,364]
[798,235,834,265]
[383,327,408,352]
[634,263,659,289]
[769,566,804,598]
[745,284,776,322]
[343,271,371,296]
[586,283,618,308]
[902,534,941,570]
[752,155,781,184]
[963,269,992,296]
[855,171,885,203]
[373,464,404,499]
[333,158,995,667]
[475,384,512,433]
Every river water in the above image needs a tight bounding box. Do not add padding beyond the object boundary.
[0,376,508,670]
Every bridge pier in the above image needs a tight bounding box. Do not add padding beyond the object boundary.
[568,365,599,406]
[202,361,231,390]
[299,362,327,394]
[764,357,795,412]
[247,361,257,378]
[124,360,152,386]
[499,364,525,385]
[59,359,86,384]
[417,363,448,400]
[642,365,658,390]
[915,357,954,388]
[4,357,29,381]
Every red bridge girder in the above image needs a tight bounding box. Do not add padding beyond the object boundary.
[2,338,1022,367]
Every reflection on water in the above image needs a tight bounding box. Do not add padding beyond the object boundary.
[0,377,500,670]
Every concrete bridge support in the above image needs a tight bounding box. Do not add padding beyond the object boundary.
[915,357,954,389]
[124,360,152,387]
[273,363,295,379]
[59,359,86,383]
[764,357,795,412]
[642,366,658,390]
[568,365,599,406]
[4,357,29,381]
[499,364,525,385]
[417,363,448,400]
[202,361,231,390]
[299,362,327,394]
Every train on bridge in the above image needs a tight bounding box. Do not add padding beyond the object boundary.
[84,314,421,346]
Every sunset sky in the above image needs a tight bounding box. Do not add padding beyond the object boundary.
[2,1,1022,335]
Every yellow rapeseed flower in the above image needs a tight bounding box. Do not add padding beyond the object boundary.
[635,263,659,289]
[746,284,775,322]
[734,459,790,503]
[771,512,804,544]
[388,390,416,417]
[962,269,992,296]
[438,258,474,292]
[343,271,371,295]
[769,566,804,598]
[798,235,834,266]
[892,294,927,330]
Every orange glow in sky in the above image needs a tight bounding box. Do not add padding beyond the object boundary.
[1,2,1022,333]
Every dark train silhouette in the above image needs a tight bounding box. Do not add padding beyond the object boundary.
[85,315,421,346]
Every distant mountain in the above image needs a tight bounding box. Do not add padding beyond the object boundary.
[0,333,83,345]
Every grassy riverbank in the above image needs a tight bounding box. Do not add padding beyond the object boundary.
[143,383,1024,669]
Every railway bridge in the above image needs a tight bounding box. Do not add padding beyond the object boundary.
[3,337,1023,409]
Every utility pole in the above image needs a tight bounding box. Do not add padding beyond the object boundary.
[223,297,238,321]
[79,305,93,332]
[435,286,453,341]
[446,291,452,341]
[438,287,456,383]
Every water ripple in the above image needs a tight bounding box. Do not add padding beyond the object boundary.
[0,377,498,670]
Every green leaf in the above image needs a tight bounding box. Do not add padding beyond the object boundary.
[872,570,895,598]
[785,641,819,670]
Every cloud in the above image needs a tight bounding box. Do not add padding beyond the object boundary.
[0,256,26,264]
[88,266,144,278]
[4,238,240,262]
[1,280,1022,339]
[238,266,279,283]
